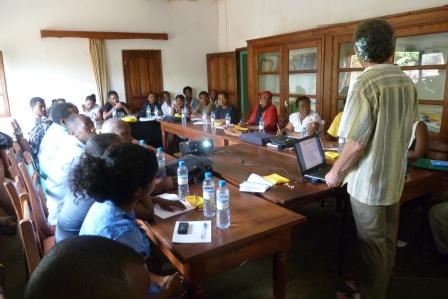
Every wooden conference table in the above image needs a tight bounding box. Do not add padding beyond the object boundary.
[160,120,241,149]
[147,182,306,299]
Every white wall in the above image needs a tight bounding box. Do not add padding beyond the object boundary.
[217,0,448,51]
[0,0,219,134]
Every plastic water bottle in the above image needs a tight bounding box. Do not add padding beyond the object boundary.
[202,111,208,125]
[146,105,151,117]
[154,106,159,118]
[177,160,189,201]
[258,117,265,133]
[202,172,216,217]
[216,180,230,229]
[225,113,231,128]
[112,108,117,119]
[338,137,346,153]
[181,107,187,126]
[156,147,166,178]
[210,112,216,128]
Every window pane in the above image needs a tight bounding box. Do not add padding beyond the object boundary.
[419,104,442,134]
[289,47,317,71]
[288,96,316,113]
[395,32,448,66]
[338,72,362,97]
[259,74,280,93]
[339,43,361,68]
[272,96,280,111]
[0,95,4,114]
[289,73,316,94]
[404,69,446,101]
[259,52,280,72]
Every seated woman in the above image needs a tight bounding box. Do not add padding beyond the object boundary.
[283,96,321,136]
[248,90,278,132]
[139,92,162,118]
[214,92,238,124]
[103,90,132,120]
[81,94,103,122]
[160,91,173,116]
[192,91,216,116]
[407,120,428,161]
[171,94,191,117]
[76,143,183,297]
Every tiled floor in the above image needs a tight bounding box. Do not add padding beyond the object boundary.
[2,200,447,299]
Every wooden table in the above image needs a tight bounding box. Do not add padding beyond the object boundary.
[147,182,306,299]
[159,120,241,149]
[211,143,337,208]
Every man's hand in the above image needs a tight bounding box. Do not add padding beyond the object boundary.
[325,169,342,188]
[115,102,124,109]
[154,197,186,212]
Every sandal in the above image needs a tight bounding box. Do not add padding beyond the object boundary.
[344,280,360,294]
[336,290,361,299]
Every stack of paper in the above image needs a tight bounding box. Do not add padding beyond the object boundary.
[172,220,212,243]
[239,173,274,193]
[154,193,195,219]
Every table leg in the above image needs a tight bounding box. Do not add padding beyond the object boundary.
[273,251,287,299]
[337,190,350,276]
[188,282,207,299]
[162,129,167,150]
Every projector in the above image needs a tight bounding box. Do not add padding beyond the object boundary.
[179,139,214,155]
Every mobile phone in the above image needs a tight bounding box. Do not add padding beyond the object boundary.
[177,222,189,234]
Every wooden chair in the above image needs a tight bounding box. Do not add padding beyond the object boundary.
[18,162,54,242]
[3,180,25,220]
[18,197,42,275]
[11,119,31,153]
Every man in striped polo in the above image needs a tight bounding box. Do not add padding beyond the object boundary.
[325,19,418,299]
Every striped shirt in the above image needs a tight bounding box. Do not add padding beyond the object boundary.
[338,64,418,205]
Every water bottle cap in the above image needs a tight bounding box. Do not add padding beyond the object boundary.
[205,172,212,179]
[139,140,145,145]
[218,180,226,187]
[156,147,163,153]
[179,160,185,166]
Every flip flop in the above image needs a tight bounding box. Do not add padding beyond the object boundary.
[344,280,360,294]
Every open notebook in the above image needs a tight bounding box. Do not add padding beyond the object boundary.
[239,174,274,193]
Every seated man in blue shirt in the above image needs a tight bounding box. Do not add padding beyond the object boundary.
[25,236,182,299]
[55,133,123,242]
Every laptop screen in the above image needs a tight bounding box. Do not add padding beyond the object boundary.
[294,135,326,172]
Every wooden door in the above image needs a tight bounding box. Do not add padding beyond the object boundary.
[122,50,163,112]
[206,52,238,107]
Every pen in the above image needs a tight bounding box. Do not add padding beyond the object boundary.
[201,222,208,239]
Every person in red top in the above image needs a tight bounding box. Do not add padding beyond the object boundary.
[248,90,278,132]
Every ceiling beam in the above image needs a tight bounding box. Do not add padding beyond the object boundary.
[40,30,168,40]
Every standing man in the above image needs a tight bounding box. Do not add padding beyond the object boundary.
[325,19,418,299]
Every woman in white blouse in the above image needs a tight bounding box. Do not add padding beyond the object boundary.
[160,91,174,116]
[283,96,321,136]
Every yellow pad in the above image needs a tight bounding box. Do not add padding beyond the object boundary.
[186,195,203,209]
[121,116,137,122]
[325,151,340,159]
[234,125,249,132]
[263,173,289,184]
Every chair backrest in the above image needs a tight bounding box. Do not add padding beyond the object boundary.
[3,180,24,220]
[11,119,32,153]
[18,197,42,275]
[18,162,53,242]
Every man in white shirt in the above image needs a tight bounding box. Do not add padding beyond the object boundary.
[283,96,321,136]
[39,104,95,225]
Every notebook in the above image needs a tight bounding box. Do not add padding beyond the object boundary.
[293,135,331,182]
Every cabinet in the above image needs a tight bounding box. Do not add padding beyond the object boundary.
[247,5,448,157]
